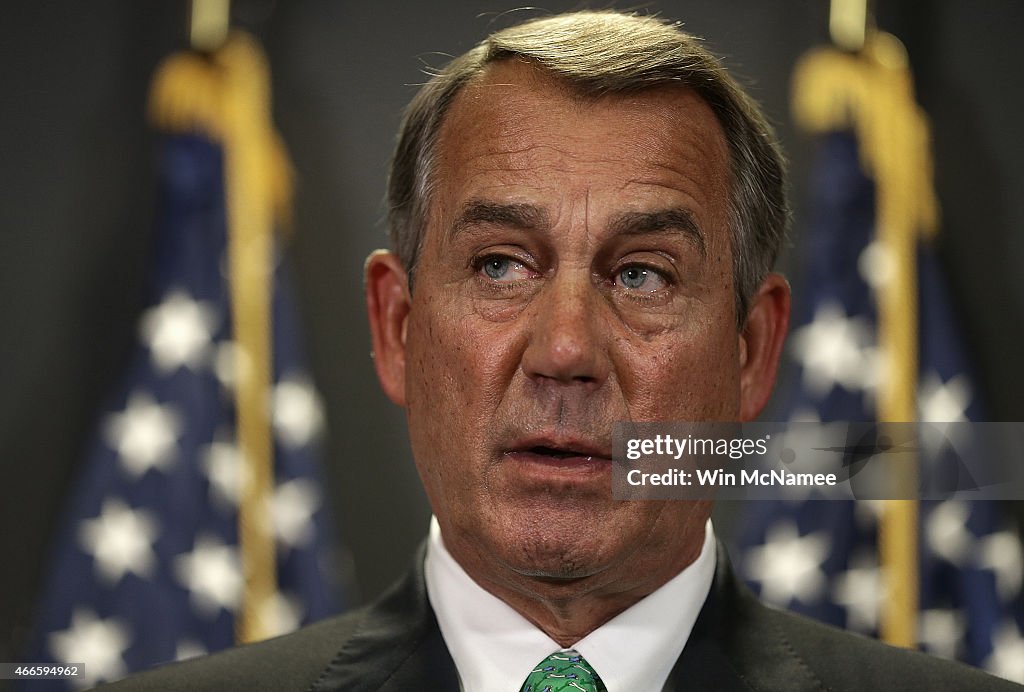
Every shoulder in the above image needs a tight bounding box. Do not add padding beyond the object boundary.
[697,545,1023,692]
[758,603,1018,691]
[94,608,367,692]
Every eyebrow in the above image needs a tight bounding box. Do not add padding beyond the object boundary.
[607,209,706,257]
[449,200,550,240]
[448,200,706,256]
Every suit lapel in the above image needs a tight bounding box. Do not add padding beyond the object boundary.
[310,545,460,691]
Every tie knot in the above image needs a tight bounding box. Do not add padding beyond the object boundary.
[520,649,607,692]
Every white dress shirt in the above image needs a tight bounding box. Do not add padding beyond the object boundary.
[425,517,716,692]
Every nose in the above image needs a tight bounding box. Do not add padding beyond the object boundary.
[520,274,610,388]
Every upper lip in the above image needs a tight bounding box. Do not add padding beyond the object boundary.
[505,435,612,460]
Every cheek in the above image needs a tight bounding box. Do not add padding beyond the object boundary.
[618,319,741,421]
[406,306,505,407]
[403,309,475,510]
[402,291,517,469]
[405,306,473,448]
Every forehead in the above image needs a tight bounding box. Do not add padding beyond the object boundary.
[429,59,730,232]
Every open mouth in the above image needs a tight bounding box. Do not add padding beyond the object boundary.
[527,445,596,459]
[504,443,612,469]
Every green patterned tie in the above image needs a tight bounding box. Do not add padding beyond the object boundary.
[520,649,608,692]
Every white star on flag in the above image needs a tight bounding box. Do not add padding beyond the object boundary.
[852,499,885,531]
[978,530,1024,602]
[918,371,973,461]
[983,620,1024,683]
[271,478,320,551]
[831,550,883,632]
[201,434,250,510]
[272,373,325,449]
[744,520,829,606]
[260,590,304,637]
[918,608,965,660]
[48,609,131,688]
[173,534,242,618]
[77,498,159,585]
[857,240,896,289]
[919,372,971,424]
[175,639,208,662]
[139,289,218,373]
[104,391,183,477]
[213,340,248,391]
[925,500,972,566]
[790,301,876,397]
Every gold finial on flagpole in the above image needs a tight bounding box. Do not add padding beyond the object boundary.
[829,0,870,52]
[190,0,231,52]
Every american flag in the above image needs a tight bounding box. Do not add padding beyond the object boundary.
[17,46,341,689]
[731,117,1024,682]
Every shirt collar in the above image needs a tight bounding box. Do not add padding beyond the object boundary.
[425,517,716,692]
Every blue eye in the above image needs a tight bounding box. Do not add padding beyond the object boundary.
[616,265,667,292]
[483,257,511,280]
[620,267,648,289]
[477,255,532,283]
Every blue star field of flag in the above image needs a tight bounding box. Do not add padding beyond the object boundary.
[17,133,341,690]
[732,131,1024,683]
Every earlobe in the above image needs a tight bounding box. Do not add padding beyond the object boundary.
[738,273,791,421]
[365,250,411,407]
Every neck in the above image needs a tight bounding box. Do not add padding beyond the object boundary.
[444,516,709,646]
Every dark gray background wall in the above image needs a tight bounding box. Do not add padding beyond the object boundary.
[2,0,1022,665]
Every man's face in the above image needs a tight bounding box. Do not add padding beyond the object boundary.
[368,61,785,598]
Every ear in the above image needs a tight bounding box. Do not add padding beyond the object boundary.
[365,250,411,407]
[738,272,791,421]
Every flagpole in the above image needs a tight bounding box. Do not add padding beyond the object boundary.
[866,30,931,649]
[220,31,279,645]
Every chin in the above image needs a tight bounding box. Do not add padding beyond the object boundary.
[509,557,605,582]
[487,510,624,582]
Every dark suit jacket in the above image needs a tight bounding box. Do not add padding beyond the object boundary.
[99,543,1021,691]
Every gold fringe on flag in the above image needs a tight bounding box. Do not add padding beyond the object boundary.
[147,31,293,644]
[791,31,940,649]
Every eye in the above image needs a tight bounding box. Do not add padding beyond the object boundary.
[477,255,533,282]
[616,265,667,292]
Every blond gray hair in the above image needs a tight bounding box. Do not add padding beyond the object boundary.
[387,10,788,323]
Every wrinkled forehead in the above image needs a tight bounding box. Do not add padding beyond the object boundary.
[439,58,728,157]
[426,59,732,244]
